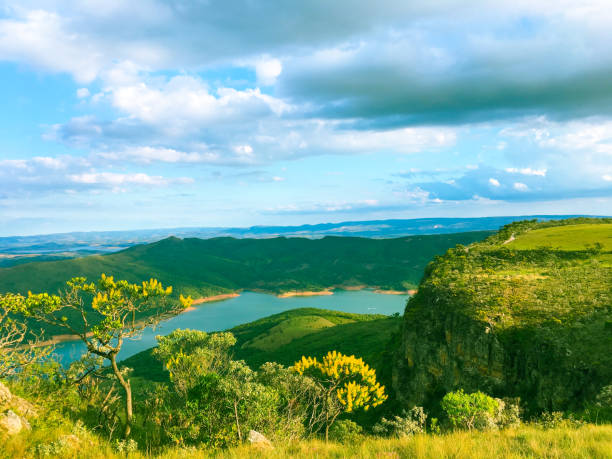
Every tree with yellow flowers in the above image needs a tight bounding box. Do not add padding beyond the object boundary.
[293,350,387,441]
[10,274,192,438]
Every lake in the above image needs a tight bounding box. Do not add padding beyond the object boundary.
[53,289,409,364]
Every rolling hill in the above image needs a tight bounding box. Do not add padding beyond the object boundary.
[0,232,489,335]
[123,308,402,386]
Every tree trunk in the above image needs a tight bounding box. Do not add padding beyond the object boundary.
[325,406,329,442]
[233,400,242,442]
[110,353,132,438]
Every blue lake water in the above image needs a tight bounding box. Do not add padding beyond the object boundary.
[53,290,409,364]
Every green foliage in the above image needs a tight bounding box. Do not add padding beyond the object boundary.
[373,406,427,438]
[113,438,138,453]
[328,419,362,443]
[596,385,612,410]
[293,350,387,440]
[122,308,402,391]
[0,296,52,378]
[153,329,235,396]
[405,218,612,412]
[148,330,316,447]
[0,232,490,335]
[538,411,566,429]
[537,411,585,430]
[6,274,188,438]
[231,308,401,371]
[441,390,500,431]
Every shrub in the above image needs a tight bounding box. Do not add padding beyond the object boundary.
[596,385,612,409]
[441,390,499,431]
[293,351,387,441]
[496,398,521,429]
[328,419,363,443]
[373,406,427,438]
[538,411,585,429]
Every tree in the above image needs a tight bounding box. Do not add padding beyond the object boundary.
[154,329,236,397]
[10,274,191,437]
[153,330,284,447]
[441,389,500,431]
[0,294,52,379]
[292,350,387,441]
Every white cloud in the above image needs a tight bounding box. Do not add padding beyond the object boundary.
[489,178,500,187]
[302,124,457,155]
[33,156,66,169]
[100,146,219,164]
[0,10,104,83]
[76,88,90,98]
[505,167,547,176]
[0,153,193,197]
[513,182,528,191]
[106,74,291,133]
[255,58,282,86]
[234,145,254,157]
[603,175,612,182]
[265,198,382,214]
[503,117,612,155]
[69,172,170,186]
[67,172,194,191]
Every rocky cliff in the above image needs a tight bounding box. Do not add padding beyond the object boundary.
[392,219,612,413]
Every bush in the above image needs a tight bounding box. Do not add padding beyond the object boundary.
[538,411,584,429]
[596,385,612,409]
[441,390,500,431]
[373,406,427,438]
[496,398,521,429]
[328,419,362,443]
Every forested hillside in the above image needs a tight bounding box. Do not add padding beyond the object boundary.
[394,218,612,413]
[0,232,489,336]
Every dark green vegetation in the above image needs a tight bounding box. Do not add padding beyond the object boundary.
[0,253,81,268]
[0,232,489,335]
[123,308,402,384]
[2,219,612,457]
[394,218,612,415]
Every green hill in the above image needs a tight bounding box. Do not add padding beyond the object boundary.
[0,232,489,335]
[123,307,402,384]
[393,218,612,413]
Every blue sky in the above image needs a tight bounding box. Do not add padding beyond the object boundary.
[1,1,612,236]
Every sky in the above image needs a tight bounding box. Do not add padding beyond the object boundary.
[1,1,612,236]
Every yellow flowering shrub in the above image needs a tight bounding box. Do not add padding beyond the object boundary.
[293,350,387,440]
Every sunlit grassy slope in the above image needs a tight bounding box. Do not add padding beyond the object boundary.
[123,308,401,384]
[401,217,612,410]
[506,223,612,250]
[3,422,611,458]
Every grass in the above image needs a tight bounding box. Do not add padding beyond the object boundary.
[3,424,611,458]
[402,218,612,411]
[210,425,612,459]
[507,223,612,251]
[122,308,402,384]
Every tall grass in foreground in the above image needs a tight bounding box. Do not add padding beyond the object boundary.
[4,424,610,459]
[211,425,612,459]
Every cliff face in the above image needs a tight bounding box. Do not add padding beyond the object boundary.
[393,294,504,408]
[393,292,610,412]
[392,219,612,413]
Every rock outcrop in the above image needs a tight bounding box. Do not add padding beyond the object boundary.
[248,430,273,449]
[0,381,37,436]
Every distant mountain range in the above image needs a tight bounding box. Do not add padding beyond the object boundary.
[0,216,601,261]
